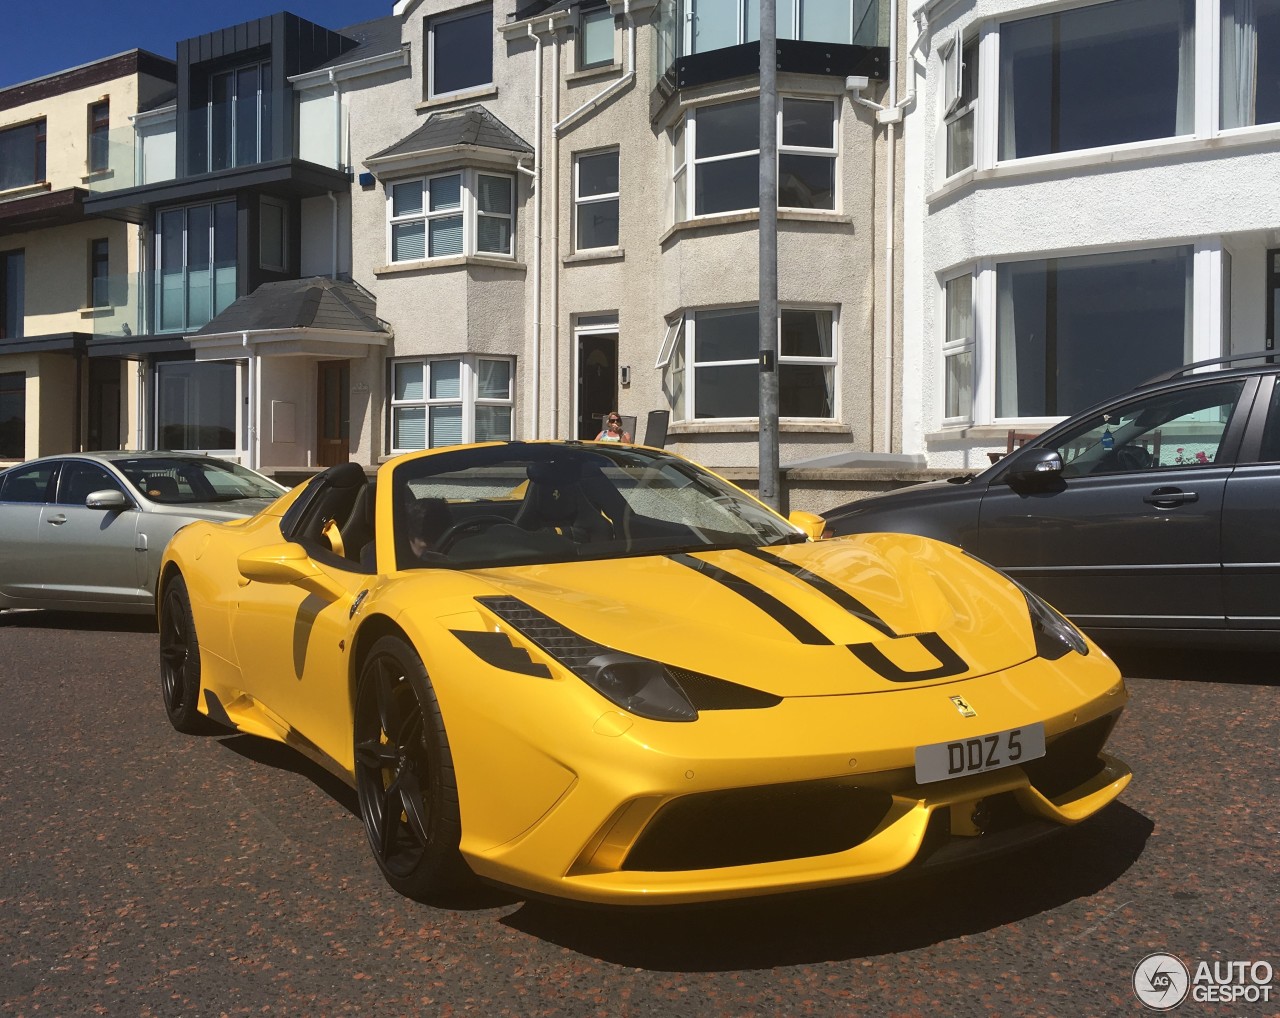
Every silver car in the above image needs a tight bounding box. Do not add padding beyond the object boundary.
[0,452,286,614]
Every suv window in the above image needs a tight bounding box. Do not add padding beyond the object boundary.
[1259,382,1280,463]
[1054,380,1246,478]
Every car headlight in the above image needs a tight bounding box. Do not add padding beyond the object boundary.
[1022,587,1088,660]
[581,652,698,722]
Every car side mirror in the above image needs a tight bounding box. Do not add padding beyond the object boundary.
[237,542,348,602]
[786,510,825,540]
[1004,447,1064,483]
[86,489,130,510]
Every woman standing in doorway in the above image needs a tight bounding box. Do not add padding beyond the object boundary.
[595,413,631,443]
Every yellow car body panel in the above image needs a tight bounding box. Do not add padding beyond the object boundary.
[159,443,1132,905]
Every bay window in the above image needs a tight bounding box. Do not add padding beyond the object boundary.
[675,96,837,219]
[390,356,514,451]
[999,0,1195,161]
[660,306,837,421]
[389,170,513,262]
[995,247,1193,418]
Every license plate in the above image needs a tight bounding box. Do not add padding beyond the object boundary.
[913,723,1046,785]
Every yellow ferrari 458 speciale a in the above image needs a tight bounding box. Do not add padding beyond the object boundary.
[158,441,1132,906]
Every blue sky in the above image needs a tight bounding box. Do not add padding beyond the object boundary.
[2,1,396,90]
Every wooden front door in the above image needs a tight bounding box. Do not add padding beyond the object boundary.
[317,360,350,467]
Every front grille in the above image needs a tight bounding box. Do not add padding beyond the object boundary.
[1023,710,1121,800]
[622,781,893,871]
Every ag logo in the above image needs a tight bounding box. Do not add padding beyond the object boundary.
[1133,952,1190,1010]
[949,695,976,718]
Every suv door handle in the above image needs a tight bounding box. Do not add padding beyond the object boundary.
[46,513,68,525]
[1143,488,1198,507]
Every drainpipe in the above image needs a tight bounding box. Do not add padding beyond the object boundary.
[328,69,343,280]
[553,2,636,134]
[528,23,544,438]
[847,0,911,453]
[550,30,562,438]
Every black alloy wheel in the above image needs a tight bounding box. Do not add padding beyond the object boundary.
[354,636,469,900]
[159,575,206,733]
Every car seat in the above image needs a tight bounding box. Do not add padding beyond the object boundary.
[512,460,613,542]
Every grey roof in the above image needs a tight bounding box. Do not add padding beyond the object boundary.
[193,277,386,336]
[314,16,404,71]
[368,105,533,162]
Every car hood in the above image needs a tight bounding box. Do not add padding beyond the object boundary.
[460,534,1038,697]
[825,476,978,520]
[149,498,278,522]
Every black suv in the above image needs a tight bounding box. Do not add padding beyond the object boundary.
[823,354,1280,646]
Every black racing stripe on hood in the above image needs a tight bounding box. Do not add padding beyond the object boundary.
[743,548,897,637]
[668,553,832,646]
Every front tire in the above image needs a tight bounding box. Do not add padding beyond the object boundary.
[159,575,206,733]
[354,636,470,900]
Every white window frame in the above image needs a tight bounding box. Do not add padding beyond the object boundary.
[675,95,839,221]
[941,270,975,425]
[671,117,688,223]
[778,96,839,210]
[388,355,514,453]
[573,148,620,251]
[427,4,494,100]
[665,304,839,422]
[386,168,514,264]
[941,31,978,179]
[992,0,1197,167]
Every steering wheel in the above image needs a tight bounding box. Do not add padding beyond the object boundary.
[434,515,514,553]
[1106,444,1155,472]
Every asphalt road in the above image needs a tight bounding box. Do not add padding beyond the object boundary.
[0,610,1275,1017]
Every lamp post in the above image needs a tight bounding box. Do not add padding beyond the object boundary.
[758,0,780,509]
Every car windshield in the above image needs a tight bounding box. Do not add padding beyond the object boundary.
[117,456,286,504]
[392,444,799,570]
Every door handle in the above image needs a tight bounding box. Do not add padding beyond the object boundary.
[47,514,68,525]
[1143,488,1198,508]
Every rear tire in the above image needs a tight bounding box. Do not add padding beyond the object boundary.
[353,636,471,900]
[159,576,206,733]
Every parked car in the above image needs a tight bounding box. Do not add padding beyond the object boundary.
[0,452,286,614]
[158,441,1130,906]
[824,353,1280,646]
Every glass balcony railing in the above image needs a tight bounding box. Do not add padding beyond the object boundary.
[654,0,887,90]
[84,123,176,194]
[84,80,343,195]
